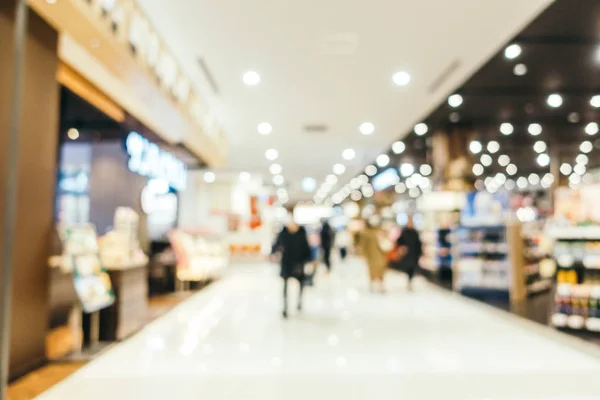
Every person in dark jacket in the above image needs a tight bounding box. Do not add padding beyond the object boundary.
[320,220,334,271]
[395,217,422,290]
[272,208,312,318]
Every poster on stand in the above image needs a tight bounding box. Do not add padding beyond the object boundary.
[61,225,115,313]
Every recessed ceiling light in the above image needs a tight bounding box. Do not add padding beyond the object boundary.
[265,148,279,161]
[365,165,377,176]
[420,164,432,176]
[498,155,510,167]
[302,177,317,193]
[448,94,463,108]
[500,123,514,135]
[400,163,415,177]
[506,164,518,176]
[243,70,260,86]
[487,141,500,154]
[67,128,79,140]
[574,163,587,175]
[273,175,285,186]
[472,164,484,176]
[505,179,516,191]
[568,112,581,123]
[392,141,405,154]
[576,154,589,166]
[585,122,599,136]
[528,123,542,136]
[517,176,528,189]
[342,149,356,160]
[376,154,390,167]
[392,71,411,86]
[326,174,338,184]
[269,163,282,174]
[359,122,375,135]
[537,153,550,167]
[333,163,346,175]
[504,43,522,60]
[560,163,572,175]
[480,154,492,167]
[203,171,216,183]
[533,141,547,153]
[257,122,272,135]
[580,141,593,153]
[547,93,563,108]
[469,140,482,154]
[414,123,428,136]
[239,172,251,182]
[449,112,460,123]
[513,63,527,76]
[591,95,600,108]
[350,190,363,201]
[395,183,406,194]
[529,173,540,185]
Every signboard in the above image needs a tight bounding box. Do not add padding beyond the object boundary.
[125,131,187,191]
[61,225,115,313]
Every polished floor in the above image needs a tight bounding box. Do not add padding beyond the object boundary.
[38,259,600,399]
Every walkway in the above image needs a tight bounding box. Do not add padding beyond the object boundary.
[38,259,600,399]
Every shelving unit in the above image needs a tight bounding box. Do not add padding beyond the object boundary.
[550,228,600,332]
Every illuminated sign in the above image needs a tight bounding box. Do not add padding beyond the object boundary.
[372,168,400,191]
[125,132,187,191]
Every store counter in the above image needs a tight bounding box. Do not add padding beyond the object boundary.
[99,259,149,341]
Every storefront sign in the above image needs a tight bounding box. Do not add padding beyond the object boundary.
[125,131,187,191]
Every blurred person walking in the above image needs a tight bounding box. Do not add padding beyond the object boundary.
[320,219,334,272]
[358,220,388,293]
[335,226,351,262]
[394,217,423,291]
[272,207,312,318]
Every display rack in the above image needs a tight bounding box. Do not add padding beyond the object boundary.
[550,227,600,332]
[454,222,527,303]
[521,233,553,296]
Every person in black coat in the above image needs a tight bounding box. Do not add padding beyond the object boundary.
[395,217,422,290]
[272,209,312,318]
[320,220,334,271]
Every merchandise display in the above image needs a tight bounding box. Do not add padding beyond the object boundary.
[169,229,228,282]
[99,207,148,268]
[521,224,554,295]
[59,225,115,313]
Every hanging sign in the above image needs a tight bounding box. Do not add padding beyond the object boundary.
[125,131,187,191]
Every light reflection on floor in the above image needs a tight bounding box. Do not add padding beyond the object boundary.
[38,259,600,399]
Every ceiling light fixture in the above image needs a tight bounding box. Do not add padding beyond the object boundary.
[395,183,406,194]
[529,173,540,186]
[265,148,279,161]
[581,141,593,153]
[560,163,572,176]
[302,177,317,193]
[513,63,528,76]
[487,141,500,154]
[500,123,514,135]
[333,163,346,175]
[517,177,528,189]
[359,122,375,136]
[67,128,79,140]
[420,164,432,176]
[537,153,550,167]
[365,165,377,176]
[243,70,260,86]
[326,174,338,185]
[472,164,484,176]
[480,154,492,167]
[576,154,589,166]
[469,140,483,154]
[269,163,282,175]
[376,154,390,167]
[203,171,216,183]
[448,94,463,108]
[498,155,510,167]
[400,163,414,177]
[273,175,285,186]
[414,123,428,136]
[46,0,57,4]
[392,71,411,86]
[585,122,599,136]
[533,141,547,153]
[506,164,518,176]
[547,93,563,108]
[504,43,522,60]
[568,112,581,123]
[257,122,272,135]
[591,95,600,108]
[528,123,542,136]
[392,141,406,154]
[574,164,587,176]
[342,148,356,160]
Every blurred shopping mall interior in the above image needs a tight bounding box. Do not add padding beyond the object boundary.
[2,0,600,398]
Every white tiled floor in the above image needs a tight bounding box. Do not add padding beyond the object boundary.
[39,259,600,399]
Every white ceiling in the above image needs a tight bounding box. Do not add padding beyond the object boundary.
[136,0,552,200]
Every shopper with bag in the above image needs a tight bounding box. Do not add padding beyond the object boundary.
[394,217,423,291]
[358,220,388,293]
[272,207,312,318]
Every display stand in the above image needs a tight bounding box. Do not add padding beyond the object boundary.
[549,226,600,332]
